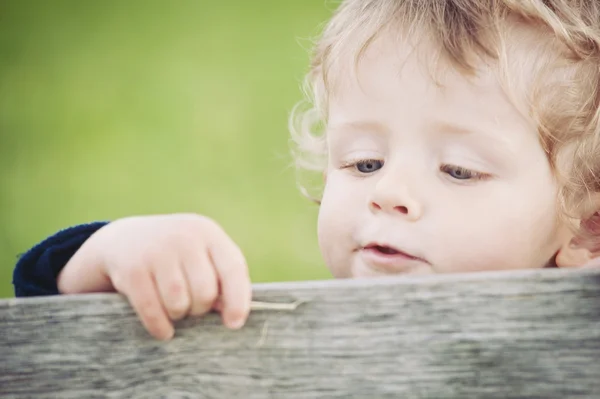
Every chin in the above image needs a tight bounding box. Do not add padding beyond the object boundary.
[324,260,353,279]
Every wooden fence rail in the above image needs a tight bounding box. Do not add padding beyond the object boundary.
[2,268,600,398]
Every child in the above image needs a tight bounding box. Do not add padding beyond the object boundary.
[13,0,600,341]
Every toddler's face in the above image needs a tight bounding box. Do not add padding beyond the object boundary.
[317,36,572,278]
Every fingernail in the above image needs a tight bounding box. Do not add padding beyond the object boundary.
[156,330,174,341]
[228,317,245,330]
[164,327,175,340]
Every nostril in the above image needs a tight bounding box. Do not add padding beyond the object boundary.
[394,205,408,214]
[371,202,382,210]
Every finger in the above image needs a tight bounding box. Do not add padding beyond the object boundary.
[153,257,192,321]
[116,268,174,340]
[208,230,251,329]
[182,249,219,316]
[212,296,224,312]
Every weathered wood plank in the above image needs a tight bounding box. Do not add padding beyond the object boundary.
[2,268,600,398]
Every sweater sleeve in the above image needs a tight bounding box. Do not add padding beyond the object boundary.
[12,222,109,297]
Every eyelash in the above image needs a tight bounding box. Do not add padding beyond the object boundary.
[341,159,384,174]
[439,164,490,181]
[341,159,490,182]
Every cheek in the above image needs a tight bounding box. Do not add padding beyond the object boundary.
[317,176,364,277]
[431,185,561,271]
[431,212,526,272]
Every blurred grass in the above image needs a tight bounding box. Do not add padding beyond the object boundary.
[0,0,334,298]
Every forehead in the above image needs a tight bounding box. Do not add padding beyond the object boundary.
[328,33,533,134]
[323,15,560,121]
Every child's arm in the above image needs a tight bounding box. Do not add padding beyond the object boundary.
[13,214,252,340]
[13,222,109,296]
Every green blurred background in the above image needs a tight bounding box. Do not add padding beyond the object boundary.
[0,0,334,298]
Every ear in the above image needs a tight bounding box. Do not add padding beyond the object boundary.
[555,240,593,268]
[579,210,600,250]
[556,199,600,268]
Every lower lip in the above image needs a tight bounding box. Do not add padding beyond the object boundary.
[359,247,428,274]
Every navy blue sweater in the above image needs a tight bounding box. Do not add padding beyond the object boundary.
[13,222,109,297]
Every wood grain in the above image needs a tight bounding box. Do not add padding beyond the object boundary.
[2,268,600,398]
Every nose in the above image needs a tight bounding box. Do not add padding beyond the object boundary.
[368,169,423,220]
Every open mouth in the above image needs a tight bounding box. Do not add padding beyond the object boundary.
[363,243,423,261]
[359,242,429,273]
[371,245,401,255]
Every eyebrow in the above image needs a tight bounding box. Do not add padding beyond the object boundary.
[429,120,478,136]
[429,119,515,146]
[329,119,516,155]
[331,120,492,137]
[328,120,390,135]
[429,119,518,159]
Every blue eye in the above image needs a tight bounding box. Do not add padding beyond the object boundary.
[440,164,486,181]
[356,159,383,173]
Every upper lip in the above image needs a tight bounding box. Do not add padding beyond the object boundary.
[361,242,429,263]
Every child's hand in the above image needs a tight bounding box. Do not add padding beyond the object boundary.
[57,214,251,340]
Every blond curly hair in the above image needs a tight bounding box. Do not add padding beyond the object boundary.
[290,0,600,237]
